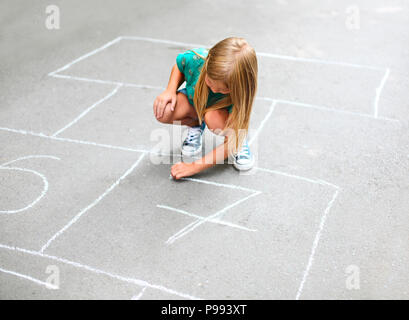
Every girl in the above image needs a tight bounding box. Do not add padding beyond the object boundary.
[153,37,258,180]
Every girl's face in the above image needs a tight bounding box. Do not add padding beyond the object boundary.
[205,75,230,95]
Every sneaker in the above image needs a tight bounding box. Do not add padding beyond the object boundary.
[181,121,206,156]
[233,139,255,171]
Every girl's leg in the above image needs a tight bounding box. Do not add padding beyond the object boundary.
[203,109,229,134]
[155,92,199,127]
[204,109,254,170]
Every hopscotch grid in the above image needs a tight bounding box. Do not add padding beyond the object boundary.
[1,34,381,299]
[0,99,342,298]
[0,88,342,297]
[0,243,200,300]
[39,152,147,253]
[0,124,340,299]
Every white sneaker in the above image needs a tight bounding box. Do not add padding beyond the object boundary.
[233,139,255,171]
[181,122,206,156]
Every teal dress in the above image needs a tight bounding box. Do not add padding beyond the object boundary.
[176,48,233,114]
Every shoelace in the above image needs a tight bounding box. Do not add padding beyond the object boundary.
[236,142,251,159]
[184,127,202,144]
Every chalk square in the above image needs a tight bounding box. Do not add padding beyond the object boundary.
[0,130,144,251]
[0,77,115,136]
[253,101,407,185]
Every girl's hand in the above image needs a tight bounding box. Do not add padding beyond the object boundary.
[153,89,177,119]
[171,162,202,180]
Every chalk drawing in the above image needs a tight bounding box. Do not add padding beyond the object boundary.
[1,34,392,300]
[0,155,60,214]
[39,152,146,253]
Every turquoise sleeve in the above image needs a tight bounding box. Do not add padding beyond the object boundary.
[176,50,192,75]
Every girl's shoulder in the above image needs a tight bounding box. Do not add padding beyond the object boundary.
[189,47,208,58]
[176,47,208,74]
[181,47,208,61]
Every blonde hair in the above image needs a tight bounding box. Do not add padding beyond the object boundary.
[192,37,258,159]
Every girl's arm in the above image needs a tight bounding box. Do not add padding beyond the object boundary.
[154,64,185,119]
[167,64,185,93]
[171,136,230,179]
[194,135,229,169]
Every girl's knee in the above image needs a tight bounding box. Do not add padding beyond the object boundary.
[204,109,229,134]
[154,105,174,124]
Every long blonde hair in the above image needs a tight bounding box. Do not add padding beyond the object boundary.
[192,37,258,159]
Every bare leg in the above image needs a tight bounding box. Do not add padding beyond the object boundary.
[155,92,200,127]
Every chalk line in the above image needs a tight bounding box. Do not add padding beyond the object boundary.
[39,152,146,253]
[48,36,123,76]
[180,176,260,193]
[295,189,339,300]
[121,35,207,50]
[131,286,147,300]
[157,204,257,232]
[0,126,194,166]
[254,166,339,189]
[256,51,384,71]
[1,155,61,167]
[275,99,399,123]
[0,243,200,299]
[50,73,165,91]
[0,266,58,290]
[52,84,122,137]
[166,191,261,245]
[374,68,390,118]
[249,100,277,146]
[0,166,48,215]
[0,126,148,153]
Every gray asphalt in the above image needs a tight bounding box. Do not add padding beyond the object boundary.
[1,0,408,299]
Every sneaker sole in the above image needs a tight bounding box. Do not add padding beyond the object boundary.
[233,157,255,171]
[181,145,203,157]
